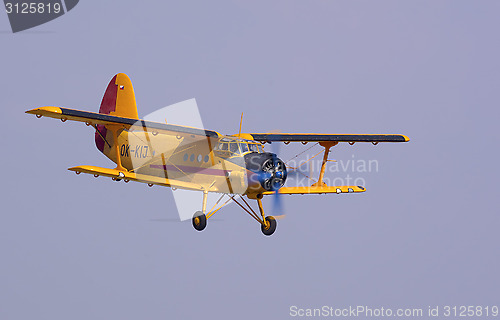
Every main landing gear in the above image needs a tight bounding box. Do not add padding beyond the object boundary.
[190,192,278,236]
[192,190,209,232]
[192,211,207,231]
[261,216,277,236]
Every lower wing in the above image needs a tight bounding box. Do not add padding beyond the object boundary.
[68,165,204,191]
[262,185,366,195]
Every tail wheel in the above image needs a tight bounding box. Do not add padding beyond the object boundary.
[192,211,207,231]
[261,216,277,236]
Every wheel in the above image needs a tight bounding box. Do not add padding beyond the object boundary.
[192,211,207,231]
[261,216,277,236]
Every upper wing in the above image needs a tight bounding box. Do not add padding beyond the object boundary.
[26,106,221,138]
[247,133,409,143]
[249,132,408,197]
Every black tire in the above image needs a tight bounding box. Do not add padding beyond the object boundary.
[261,216,277,236]
[192,211,207,231]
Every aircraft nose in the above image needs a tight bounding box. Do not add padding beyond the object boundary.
[244,152,287,191]
[261,171,273,180]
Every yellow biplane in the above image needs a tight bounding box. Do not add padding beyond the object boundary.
[26,73,409,236]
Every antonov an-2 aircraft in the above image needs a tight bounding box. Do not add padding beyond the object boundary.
[26,73,409,236]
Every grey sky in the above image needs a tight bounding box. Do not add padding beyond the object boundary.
[1,1,499,319]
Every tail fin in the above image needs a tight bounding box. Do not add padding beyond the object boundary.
[95,73,138,152]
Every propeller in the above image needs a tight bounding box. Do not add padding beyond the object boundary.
[270,139,286,219]
[286,165,311,179]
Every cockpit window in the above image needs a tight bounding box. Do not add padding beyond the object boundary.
[249,143,263,153]
[240,142,249,153]
[214,139,263,158]
[229,142,239,154]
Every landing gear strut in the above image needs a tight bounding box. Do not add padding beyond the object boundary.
[230,194,278,236]
[190,192,278,236]
[192,190,208,232]
[257,196,277,236]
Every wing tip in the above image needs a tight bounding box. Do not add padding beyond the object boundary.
[26,106,62,115]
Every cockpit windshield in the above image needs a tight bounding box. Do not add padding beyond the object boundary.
[240,143,249,153]
[248,143,261,152]
[229,142,239,154]
[214,138,263,158]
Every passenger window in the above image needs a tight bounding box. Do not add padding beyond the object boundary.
[220,143,228,151]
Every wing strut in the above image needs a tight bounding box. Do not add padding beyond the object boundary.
[93,124,112,148]
[108,124,127,172]
[312,142,338,187]
[202,190,208,215]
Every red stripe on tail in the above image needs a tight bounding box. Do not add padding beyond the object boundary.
[95,75,118,152]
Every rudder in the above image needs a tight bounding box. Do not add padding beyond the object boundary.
[95,73,138,152]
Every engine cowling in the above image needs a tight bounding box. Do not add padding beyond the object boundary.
[244,152,287,192]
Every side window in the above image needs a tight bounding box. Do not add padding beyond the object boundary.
[248,144,257,152]
[220,143,228,151]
